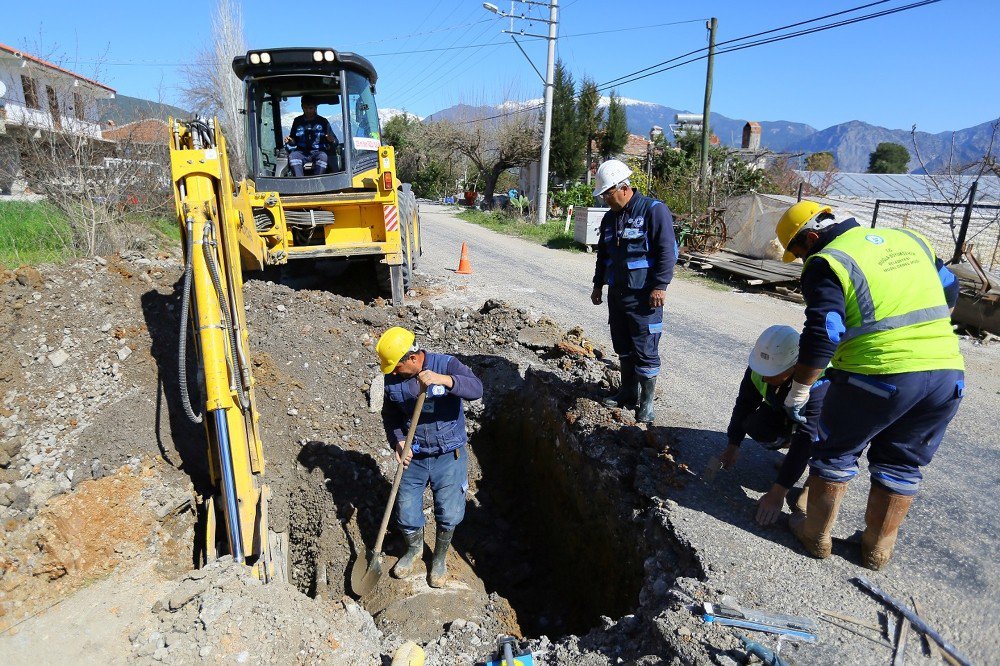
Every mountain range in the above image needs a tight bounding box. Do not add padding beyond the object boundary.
[412,97,997,174]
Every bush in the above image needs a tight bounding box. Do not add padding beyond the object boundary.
[552,181,595,212]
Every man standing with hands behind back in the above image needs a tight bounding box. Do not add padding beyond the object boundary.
[591,159,677,423]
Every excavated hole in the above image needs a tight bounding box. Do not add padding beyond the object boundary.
[280,388,649,644]
[460,392,648,638]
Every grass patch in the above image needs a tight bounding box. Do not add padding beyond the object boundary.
[143,215,182,244]
[457,208,581,252]
[0,201,76,269]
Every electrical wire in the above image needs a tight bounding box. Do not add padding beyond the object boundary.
[455,0,945,124]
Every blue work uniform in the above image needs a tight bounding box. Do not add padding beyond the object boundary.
[727,368,829,489]
[383,353,483,533]
[593,191,678,377]
[798,219,964,495]
[286,114,337,176]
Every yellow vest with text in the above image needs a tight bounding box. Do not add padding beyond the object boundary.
[804,227,963,374]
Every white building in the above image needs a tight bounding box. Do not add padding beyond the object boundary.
[0,43,116,193]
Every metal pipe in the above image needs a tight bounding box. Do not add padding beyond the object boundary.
[952,179,978,264]
[214,409,245,564]
[853,577,970,666]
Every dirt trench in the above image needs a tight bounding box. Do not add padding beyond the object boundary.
[276,356,699,656]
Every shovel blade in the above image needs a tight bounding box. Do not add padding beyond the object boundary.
[350,549,383,597]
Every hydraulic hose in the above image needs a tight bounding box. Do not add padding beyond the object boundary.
[202,224,250,410]
[178,217,203,424]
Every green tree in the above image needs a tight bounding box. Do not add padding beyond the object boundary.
[549,60,585,182]
[867,142,910,174]
[576,77,602,183]
[599,90,629,159]
[806,151,835,171]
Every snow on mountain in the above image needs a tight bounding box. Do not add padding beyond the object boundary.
[379,108,423,124]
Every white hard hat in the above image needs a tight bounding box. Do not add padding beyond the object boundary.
[593,159,632,197]
[748,325,800,377]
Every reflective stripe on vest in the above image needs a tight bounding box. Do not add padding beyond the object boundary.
[807,227,962,373]
[821,240,951,343]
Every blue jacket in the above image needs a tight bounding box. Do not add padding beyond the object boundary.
[288,115,336,152]
[727,368,829,489]
[593,191,678,292]
[383,352,483,456]
[798,219,960,368]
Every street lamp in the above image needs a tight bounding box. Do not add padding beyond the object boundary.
[483,0,559,225]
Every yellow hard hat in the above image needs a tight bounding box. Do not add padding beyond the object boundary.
[376,326,416,374]
[775,200,833,263]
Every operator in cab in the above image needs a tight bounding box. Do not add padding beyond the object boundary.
[284,95,339,177]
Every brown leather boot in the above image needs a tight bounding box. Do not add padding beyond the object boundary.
[789,476,848,558]
[861,484,914,571]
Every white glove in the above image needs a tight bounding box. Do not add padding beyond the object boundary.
[783,380,811,424]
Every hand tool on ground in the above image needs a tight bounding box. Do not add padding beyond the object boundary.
[852,577,971,666]
[350,391,426,596]
[701,601,818,642]
[736,633,790,666]
[481,636,534,666]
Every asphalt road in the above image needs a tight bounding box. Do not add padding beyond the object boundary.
[414,203,999,664]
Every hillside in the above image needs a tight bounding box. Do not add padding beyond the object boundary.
[419,97,996,174]
[97,94,190,125]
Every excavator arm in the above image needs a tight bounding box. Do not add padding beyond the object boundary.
[169,117,288,581]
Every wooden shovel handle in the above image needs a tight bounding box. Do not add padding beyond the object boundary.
[372,390,426,554]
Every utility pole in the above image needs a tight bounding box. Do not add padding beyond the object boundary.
[483,0,559,225]
[699,17,717,188]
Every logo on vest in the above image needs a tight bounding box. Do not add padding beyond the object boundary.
[865,234,885,245]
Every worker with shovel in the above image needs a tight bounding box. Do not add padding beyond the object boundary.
[376,327,482,588]
[718,325,829,526]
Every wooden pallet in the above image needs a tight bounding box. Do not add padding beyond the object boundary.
[680,250,802,285]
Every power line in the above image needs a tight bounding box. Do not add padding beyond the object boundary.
[602,0,943,90]
[455,0,944,124]
[600,0,898,88]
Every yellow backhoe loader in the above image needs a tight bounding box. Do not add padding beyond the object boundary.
[168,48,421,578]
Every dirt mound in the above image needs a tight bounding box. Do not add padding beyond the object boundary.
[130,557,383,664]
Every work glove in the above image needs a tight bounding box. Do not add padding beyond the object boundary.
[783,380,811,425]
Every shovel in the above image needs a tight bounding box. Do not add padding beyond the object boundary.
[350,391,426,597]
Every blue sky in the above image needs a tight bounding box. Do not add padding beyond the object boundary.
[4,0,998,133]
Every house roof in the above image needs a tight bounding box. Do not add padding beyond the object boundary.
[0,43,116,94]
[795,170,1000,203]
[102,118,170,144]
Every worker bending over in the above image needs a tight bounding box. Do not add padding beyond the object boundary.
[590,159,678,423]
[721,325,829,526]
[376,327,483,587]
[776,201,964,570]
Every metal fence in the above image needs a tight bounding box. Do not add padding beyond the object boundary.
[871,186,1000,275]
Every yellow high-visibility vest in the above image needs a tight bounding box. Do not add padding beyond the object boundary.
[805,227,963,374]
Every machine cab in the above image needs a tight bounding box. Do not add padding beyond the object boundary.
[233,48,382,196]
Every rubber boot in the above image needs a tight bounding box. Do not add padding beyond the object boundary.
[391,529,423,579]
[861,484,914,571]
[428,528,454,588]
[789,476,848,558]
[787,481,809,516]
[635,376,657,423]
[603,360,638,409]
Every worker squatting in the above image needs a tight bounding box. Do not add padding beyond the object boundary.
[372,161,964,587]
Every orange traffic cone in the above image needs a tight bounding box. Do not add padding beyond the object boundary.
[456,242,473,274]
